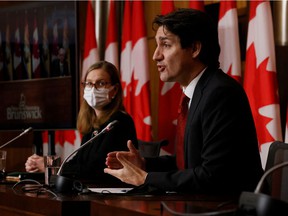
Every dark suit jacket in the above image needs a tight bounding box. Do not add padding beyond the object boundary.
[61,111,138,185]
[145,68,263,195]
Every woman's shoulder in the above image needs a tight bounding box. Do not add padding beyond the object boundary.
[110,110,134,122]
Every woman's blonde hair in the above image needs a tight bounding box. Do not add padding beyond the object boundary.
[77,61,125,134]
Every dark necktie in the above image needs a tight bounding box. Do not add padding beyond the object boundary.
[176,92,189,169]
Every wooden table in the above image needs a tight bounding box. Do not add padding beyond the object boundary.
[89,194,238,216]
[0,183,238,216]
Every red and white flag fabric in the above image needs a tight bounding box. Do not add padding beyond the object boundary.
[218,0,241,83]
[120,0,132,111]
[32,17,41,78]
[42,131,81,160]
[104,0,119,69]
[120,0,152,141]
[243,0,282,168]
[189,0,205,11]
[82,0,99,81]
[157,0,180,154]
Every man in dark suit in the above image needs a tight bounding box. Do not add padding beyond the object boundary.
[104,8,263,195]
[51,47,69,77]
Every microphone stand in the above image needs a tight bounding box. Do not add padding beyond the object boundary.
[0,127,33,149]
[53,120,118,193]
[239,161,288,215]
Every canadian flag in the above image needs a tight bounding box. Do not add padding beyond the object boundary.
[243,0,282,168]
[189,0,205,11]
[120,0,152,141]
[104,0,119,69]
[32,17,41,78]
[218,0,241,83]
[157,0,180,154]
[42,131,82,160]
[82,0,99,81]
[120,0,132,111]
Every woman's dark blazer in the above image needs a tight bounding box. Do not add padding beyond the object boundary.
[61,111,138,185]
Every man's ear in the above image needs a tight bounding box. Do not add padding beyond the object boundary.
[191,41,201,58]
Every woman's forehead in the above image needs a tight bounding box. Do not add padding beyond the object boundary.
[87,69,110,80]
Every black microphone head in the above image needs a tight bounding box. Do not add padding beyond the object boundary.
[54,175,84,193]
[19,127,33,136]
[25,127,33,133]
[106,120,119,131]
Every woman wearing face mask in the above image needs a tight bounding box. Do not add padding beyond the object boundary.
[25,61,138,185]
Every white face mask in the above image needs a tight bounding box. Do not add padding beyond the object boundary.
[83,86,114,109]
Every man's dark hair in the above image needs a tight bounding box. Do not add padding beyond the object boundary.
[153,8,220,69]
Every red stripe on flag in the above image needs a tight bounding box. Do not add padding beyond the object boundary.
[131,1,152,141]
[243,1,282,167]
[189,0,205,11]
[105,0,119,69]
[218,0,241,83]
[157,0,179,154]
[120,0,132,111]
[82,0,99,81]
[161,0,174,15]
[120,0,152,141]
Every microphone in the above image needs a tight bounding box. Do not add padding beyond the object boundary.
[254,161,288,194]
[238,161,288,216]
[0,127,33,149]
[57,120,118,175]
[53,120,119,193]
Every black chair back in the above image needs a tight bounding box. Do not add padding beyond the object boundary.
[138,139,168,158]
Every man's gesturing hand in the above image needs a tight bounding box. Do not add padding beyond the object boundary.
[104,140,147,186]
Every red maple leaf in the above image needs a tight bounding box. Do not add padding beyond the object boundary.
[42,130,76,147]
[244,44,279,146]
[122,73,151,141]
[226,64,242,84]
